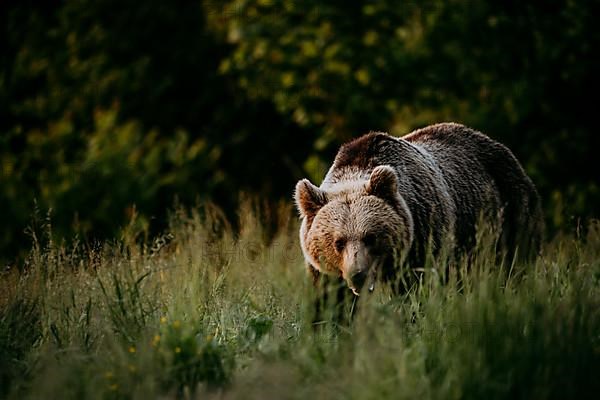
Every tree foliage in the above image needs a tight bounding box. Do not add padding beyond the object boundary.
[1,0,599,260]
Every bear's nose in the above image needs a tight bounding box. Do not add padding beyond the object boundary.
[350,269,368,292]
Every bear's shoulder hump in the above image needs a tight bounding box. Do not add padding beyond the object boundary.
[334,131,397,170]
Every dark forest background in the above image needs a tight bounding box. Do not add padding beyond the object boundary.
[1,0,599,262]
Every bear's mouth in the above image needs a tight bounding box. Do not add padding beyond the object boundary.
[349,267,377,296]
[350,283,375,296]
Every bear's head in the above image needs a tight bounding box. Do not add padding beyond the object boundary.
[295,165,414,295]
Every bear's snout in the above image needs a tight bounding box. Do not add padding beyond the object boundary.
[343,241,373,295]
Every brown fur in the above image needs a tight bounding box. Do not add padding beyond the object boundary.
[295,123,543,298]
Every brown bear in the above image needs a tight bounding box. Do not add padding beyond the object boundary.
[295,123,542,298]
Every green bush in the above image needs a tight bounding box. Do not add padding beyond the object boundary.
[2,0,599,261]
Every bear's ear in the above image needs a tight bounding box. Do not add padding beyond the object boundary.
[295,179,327,218]
[366,165,399,203]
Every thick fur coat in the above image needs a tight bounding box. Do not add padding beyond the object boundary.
[295,123,542,295]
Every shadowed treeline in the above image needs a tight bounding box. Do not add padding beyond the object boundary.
[1,0,599,261]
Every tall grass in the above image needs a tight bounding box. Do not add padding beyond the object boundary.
[1,203,599,399]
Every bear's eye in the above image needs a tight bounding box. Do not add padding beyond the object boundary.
[334,238,346,253]
[363,233,377,247]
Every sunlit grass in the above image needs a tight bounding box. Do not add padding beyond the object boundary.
[1,204,599,399]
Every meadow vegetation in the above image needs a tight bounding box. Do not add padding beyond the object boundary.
[1,203,599,399]
[3,2,599,397]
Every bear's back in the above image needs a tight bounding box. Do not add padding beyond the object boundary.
[324,122,542,262]
[405,122,542,257]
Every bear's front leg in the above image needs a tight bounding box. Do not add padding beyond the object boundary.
[308,264,358,329]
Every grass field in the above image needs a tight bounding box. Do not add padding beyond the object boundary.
[1,203,599,399]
